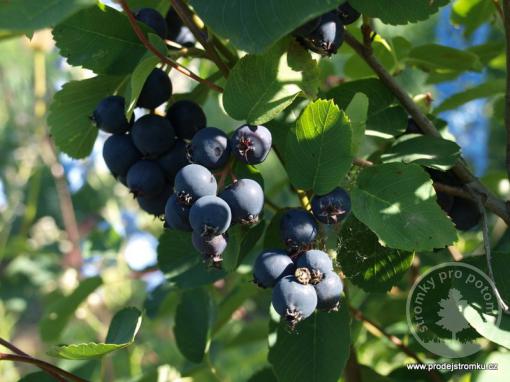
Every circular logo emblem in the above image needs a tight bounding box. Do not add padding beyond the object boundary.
[406,262,502,358]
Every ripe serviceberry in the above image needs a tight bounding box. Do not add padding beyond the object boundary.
[92,96,130,134]
[253,249,295,288]
[131,114,176,159]
[298,11,344,56]
[192,231,228,268]
[189,195,232,236]
[174,164,217,205]
[166,100,206,140]
[280,208,318,252]
[164,194,192,231]
[311,187,351,224]
[220,179,264,225]
[137,68,172,109]
[295,249,333,284]
[188,127,231,169]
[157,139,189,181]
[314,271,343,311]
[230,124,272,165]
[272,275,318,329]
[137,187,171,217]
[337,2,361,25]
[135,8,167,39]
[165,8,196,47]
[102,134,141,178]
[126,160,166,197]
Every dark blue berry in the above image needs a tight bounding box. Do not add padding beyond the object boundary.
[189,195,232,236]
[272,275,317,329]
[92,96,130,134]
[230,124,272,165]
[337,2,361,25]
[253,249,294,288]
[295,250,333,284]
[126,160,166,197]
[135,8,167,39]
[299,11,344,56]
[131,114,176,158]
[157,139,189,181]
[174,164,217,206]
[405,118,423,135]
[137,187,171,217]
[166,100,206,140]
[188,127,231,169]
[449,197,481,231]
[165,8,196,47]
[102,134,141,178]
[164,194,192,231]
[137,68,173,109]
[220,179,264,225]
[280,208,318,252]
[311,187,351,224]
[192,231,228,267]
[314,271,343,311]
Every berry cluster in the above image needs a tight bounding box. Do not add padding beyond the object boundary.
[92,67,272,266]
[293,1,360,56]
[404,118,482,231]
[253,187,351,329]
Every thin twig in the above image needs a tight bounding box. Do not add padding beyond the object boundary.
[344,31,510,226]
[349,307,442,382]
[503,1,510,181]
[468,189,510,314]
[344,346,363,382]
[0,353,88,382]
[169,0,231,77]
[118,0,223,93]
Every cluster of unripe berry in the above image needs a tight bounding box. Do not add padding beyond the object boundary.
[293,1,360,56]
[253,187,352,329]
[92,62,272,266]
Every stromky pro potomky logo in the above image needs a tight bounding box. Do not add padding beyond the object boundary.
[406,262,502,358]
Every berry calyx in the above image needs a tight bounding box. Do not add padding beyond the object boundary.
[230,124,272,165]
[311,187,351,224]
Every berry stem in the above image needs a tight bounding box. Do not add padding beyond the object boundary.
[169,0,231,77]
[296,188,311,211]
[502,0,510,182]
[216,158,236,191]
[118,0,224,93]
[344,31,510,226]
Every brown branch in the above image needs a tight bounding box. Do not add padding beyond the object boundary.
[118,0,223,93]
[169,0,231,77]
[493,0,505,20]
[344,31,510,226]
[344,346,363,382]
[349,307,442,382]
[503,1,510,181]
[0,353,88,382]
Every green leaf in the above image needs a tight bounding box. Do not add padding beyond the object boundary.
[49,307,142,360]
[19,372,55,382]
[451,0,494,37]
[174,288,210,363]
[352,163,457,251]
[326,78,406,139]
[268,304,351,382]
[435,80,506,113]
[52,5,148,75]
[157,230,200,278]
[222,225,244,272]
[381,134,461,171]
[286,99,352,194]
[0,0,94,31]
[407,44,483,72]
[125,35,166,118]
[350,0,449,25]
[189,0,342,53]
[247,368,278,382]
[338,218,414,292]
[345,93,369,155]
[40,276,102,342]
[47,75,126,159]
[454,253,510,349]
[287,40,320,98]
[264,210,286,250]
[223,42,302,125]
